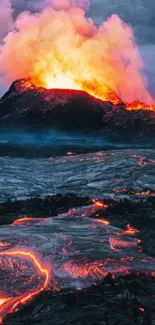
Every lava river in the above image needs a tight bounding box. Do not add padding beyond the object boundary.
[0,203,155,323]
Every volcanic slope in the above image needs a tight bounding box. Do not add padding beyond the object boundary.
[0,78,155,132]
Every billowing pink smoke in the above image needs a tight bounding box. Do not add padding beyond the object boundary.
[0,0,154,104]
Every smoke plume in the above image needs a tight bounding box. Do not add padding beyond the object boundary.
[0,0,154,104]
[0,0,13,40]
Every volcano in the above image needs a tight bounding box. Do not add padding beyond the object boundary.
[0,78,155,132]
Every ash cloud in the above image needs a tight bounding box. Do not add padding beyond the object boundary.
[0,0,13,40]
[0,0,154,99]
[9,0,155,45]
[89,0,155,97]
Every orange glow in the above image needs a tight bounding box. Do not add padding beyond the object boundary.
[13,217,43,225]
[93,200,108,209]
[114,188,153,196]
[97,219,110,226]
[139,307,145,313]
[0,242,11,248]
[0,297,10,307]
[109,237,139,251]
[127,100,155,111]
[117,224,139,236]
[64,260,108,279]
[0,4,154,105]
[0,248,51,323]
[66,152,73,156]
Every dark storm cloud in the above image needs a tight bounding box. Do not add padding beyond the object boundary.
[89,0,155,45]
[89,0,155,95]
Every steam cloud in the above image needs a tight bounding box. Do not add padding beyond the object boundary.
[0,0,154,103]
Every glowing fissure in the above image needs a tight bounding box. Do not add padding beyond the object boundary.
[0,1,154,107]
[0,248,51,323]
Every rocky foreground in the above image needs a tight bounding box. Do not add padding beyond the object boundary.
[1,193,155,325]
[0,149,155,202]
[0,148,155,325]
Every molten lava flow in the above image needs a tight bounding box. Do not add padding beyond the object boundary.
[127,100,155,111]
[96,219,110,226]
[117,224,139,236]
[114,188,154,196]
[64,260,108,279]
[0,242,12,248]
[66,152,74,156]
[109,237,139,252]
[0,248,51,323]
[0,2,154,105]
[13,217,44,225]
[92,200,108,209]
[139,307,145,313]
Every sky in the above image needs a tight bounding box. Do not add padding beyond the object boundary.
[0,0,155,97]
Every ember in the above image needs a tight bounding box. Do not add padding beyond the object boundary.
[97,219,110,226]
[64,260,108,279]
[127,100,155,111]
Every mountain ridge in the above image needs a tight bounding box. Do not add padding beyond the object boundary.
[0,78,155,132]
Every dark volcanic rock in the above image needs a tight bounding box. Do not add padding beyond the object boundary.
[5,274,155,325]
[0,78,155,132]
[0,194,91,225]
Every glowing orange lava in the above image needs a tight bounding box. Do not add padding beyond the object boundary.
[64,260,108,279]
[127,100,155,111]
[109,237,139,251]
[0,248,51,323]
[97,219,110,226]
[0,242,12,248]
[93,200,108,209]
[13,217,43,225]
[117,224,139,236]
